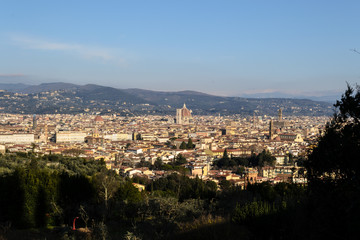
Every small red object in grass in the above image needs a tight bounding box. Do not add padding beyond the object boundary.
[72,217,79,230]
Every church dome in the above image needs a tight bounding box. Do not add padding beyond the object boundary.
[94,115,104,122]
[181,104,191,117]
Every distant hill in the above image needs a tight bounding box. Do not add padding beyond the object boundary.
[21,82,79,93]
[240,91,342,104]
[0,83,31,92]
[0,82,334,116]
[75,84,147,104]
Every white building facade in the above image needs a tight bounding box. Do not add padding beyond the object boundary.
[0,134,35,144]
[56,131,87,143]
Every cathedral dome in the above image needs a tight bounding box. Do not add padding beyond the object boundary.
[94,115,104,122]
[182,108,191,117]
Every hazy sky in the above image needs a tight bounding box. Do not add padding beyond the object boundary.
[1,0,360,96]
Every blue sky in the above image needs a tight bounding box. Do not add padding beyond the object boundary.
[1,0,360,96]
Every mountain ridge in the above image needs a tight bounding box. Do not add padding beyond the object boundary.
[0,82,339,102]
[0,82,334,116]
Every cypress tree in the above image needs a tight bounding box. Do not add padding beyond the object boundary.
[187,138,194,149]
[180,141,187,149]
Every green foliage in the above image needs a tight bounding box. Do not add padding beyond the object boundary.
[246,182,277,202]
[148,173,217,201]
[232,200,274,223]
[214,157,237,169]
[214,150,276,169]
[132,175,150,185]
[222,149,229,160]
[0,150,309,239]
[160,163,189,175]
[62,148,84,157]
[174,154,187,165]
[179,141,187,149]
[116,181,142,204]
[136,159,152,168]
[219,180,232,191]
[186,138,194,149]
[91,221,108,240]
[234,166,245,175]
[255,150,276,167]
[78,205,89,229]
[0,154,106,228]
[0,167,59,228]
[213,149,236,169]
[232,156,250,167]
[93,169,120,212]
[305,84,360,238]
[43,154,106,175]
[123,231,142,240]
[307,85,360,186]
[153,157,163,170]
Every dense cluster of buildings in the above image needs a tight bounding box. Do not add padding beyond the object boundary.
[0,105,328,188]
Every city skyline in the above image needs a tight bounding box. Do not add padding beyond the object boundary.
[1,1,360,97]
